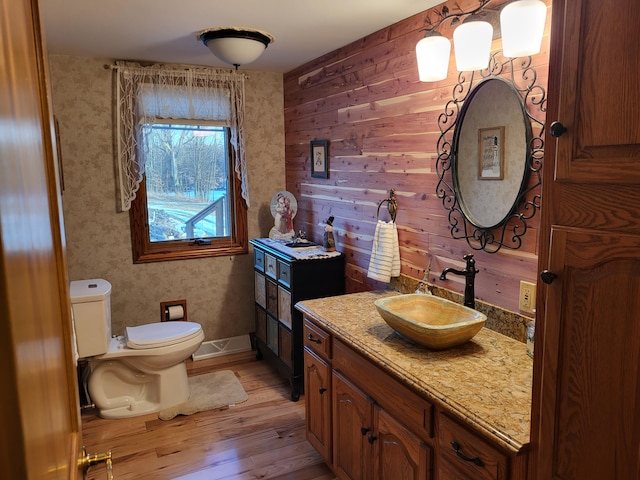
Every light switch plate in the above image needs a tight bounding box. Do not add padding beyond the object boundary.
[519,281,536,314]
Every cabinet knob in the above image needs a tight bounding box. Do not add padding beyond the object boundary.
[549,121,567,137]
[367,434,378,444]
[360,427,370,436]
[540,270,558,284]
[319,387,327,395]
[450,441,484,467]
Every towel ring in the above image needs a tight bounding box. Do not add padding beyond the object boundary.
[376,189,397,222]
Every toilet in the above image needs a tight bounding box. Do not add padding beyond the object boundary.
[70,279,204,419]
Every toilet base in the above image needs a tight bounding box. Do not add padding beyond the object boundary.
[88,359,191,419]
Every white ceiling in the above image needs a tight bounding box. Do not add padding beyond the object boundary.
[40,0,443,73]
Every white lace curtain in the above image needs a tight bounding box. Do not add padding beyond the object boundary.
[115,61,249,211]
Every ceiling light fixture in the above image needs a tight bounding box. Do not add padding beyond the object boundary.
[199,27,274,69]
[416,0,547,82]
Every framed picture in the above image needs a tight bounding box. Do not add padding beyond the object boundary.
[478,126,505,180]
[311,139,328,179]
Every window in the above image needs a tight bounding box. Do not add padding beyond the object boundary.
[115,62,248,263]
[130,121,247,263]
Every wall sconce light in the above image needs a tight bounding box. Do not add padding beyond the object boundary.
[416,0,547,82]
[453,15,494,72]
[416,32,451,82]
[199,27,274,69]
[500,0,547,57]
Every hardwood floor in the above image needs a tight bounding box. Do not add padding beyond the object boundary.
[81,351,337,480]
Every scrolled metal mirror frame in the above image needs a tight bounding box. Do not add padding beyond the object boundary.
[435,50,546,253]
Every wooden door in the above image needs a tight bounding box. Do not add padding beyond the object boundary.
[0,0,83,478]
[531,0,640,478]
[373,407,430,480]
[333,372,374,480]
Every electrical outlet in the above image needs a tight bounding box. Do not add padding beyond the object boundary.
[519,281,536,313]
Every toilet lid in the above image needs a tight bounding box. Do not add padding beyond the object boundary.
[125,321,202,349]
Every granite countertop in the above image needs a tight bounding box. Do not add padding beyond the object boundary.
[295,290,533,454]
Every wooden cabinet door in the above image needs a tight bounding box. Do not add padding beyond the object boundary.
[304,348,332,463]
[373,407,431,480]
[333,371,374,480]
[532,1,640,479]
[550,0,640,185]
[535,227,640,479]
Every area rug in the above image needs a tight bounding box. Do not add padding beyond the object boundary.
[158,370,248,420]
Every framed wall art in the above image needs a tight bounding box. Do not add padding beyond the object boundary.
[311,139,328,179]
[478,126,505,180]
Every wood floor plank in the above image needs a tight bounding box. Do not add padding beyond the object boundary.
[82,353,337,480]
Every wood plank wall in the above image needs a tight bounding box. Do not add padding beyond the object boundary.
[283,0,552,313]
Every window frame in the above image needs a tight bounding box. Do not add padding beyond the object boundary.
[129,124,247,264]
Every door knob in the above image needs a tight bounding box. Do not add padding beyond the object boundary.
[78,447,114,479]
[549,121,567,137]
[540,270,558,284]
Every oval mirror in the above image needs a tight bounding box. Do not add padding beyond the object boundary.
[453,77,531,229]
[435,52,546,253]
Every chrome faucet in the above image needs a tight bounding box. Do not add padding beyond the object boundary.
[439,254,479,309]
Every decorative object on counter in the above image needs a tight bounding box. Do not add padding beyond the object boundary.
[310,139,329,178]
[285,230,317,248]
[268,190,297,240]
[322,216,336,252]
[367,190,400,283]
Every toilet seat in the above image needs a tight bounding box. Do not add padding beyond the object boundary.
[125,321,203,349]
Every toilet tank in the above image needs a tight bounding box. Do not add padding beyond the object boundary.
[70,279,112,358]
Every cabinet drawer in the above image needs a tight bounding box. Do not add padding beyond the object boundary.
[265,253,277,279]
[279,324,293,368]
[437,413,507,480]
[266,279,278,318]
[255,306,267,344]
[333,340,433,441]
[303,318,332,361]
[278,287,292,329]
[277,260,291,287]
[254,272,266,308]
[267,316,278,354]
[254,248,265,271]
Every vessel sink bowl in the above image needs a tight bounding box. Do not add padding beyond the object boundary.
[374,294,487,350]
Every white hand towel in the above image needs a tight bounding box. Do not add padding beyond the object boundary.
[367,220,400,283]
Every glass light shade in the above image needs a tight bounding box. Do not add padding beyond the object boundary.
[199,28,273,67]
[500,0,547,57]
[453,20,493,71]
[416,34,451,82]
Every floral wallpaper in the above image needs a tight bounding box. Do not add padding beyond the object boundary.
[49,56,285,341]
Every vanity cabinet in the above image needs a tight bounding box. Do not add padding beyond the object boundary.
[305,318,431,480]
[531,0,640,478]
[303,316,529,480]
[251,238,344,401]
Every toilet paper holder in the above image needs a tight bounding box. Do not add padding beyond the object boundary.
[160,299,187,322]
